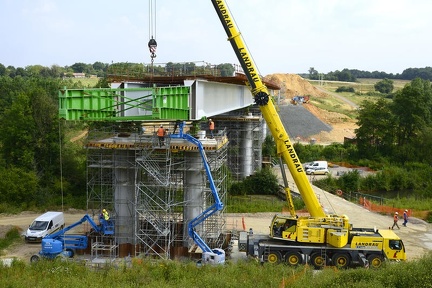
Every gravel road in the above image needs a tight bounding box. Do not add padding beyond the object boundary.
[278,105,332,139]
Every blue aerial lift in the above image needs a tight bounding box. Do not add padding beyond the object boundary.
[30,214,114,262]
[170,121,225,264]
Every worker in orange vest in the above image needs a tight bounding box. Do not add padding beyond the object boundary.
[157,125,166,147]
[208,118,215,139]
[391,212,400,230]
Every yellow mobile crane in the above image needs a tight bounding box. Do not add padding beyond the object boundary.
[211,0,406,268]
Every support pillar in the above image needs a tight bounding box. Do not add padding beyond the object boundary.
[114,150,135,244]
[183,152,205,247]
[240,121,253,177]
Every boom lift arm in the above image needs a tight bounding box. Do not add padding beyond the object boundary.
[31,214,114,262]
[46,214,114,240]
[211,0,325,218]
[170,121,225,263]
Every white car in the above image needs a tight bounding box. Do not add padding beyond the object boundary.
[306,167,329,175]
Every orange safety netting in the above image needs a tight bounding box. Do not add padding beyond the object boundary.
[359,197,411,217]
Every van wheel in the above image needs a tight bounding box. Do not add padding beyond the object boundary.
[30,255,40,263]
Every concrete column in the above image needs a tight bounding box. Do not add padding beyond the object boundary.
[114,150,135,244]
[183,151,205,247]
[240,121,253,177]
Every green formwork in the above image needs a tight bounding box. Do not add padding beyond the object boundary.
[152,86,190,119]
[59,86,190,121]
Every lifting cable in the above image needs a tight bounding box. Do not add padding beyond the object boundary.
[148,0,157,66]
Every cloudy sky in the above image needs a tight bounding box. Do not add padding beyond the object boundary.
[1,0,431,75]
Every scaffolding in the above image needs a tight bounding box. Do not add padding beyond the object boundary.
[86,124,228,260]
[208,108,265,181]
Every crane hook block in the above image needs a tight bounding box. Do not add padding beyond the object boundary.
[148,38,157,58]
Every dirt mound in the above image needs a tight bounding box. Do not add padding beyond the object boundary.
[264,73,357,143]
[264,73,328,100]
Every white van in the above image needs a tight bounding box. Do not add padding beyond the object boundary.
[25,211,65,243]
[304,161,328,170]
[304,161,329,175]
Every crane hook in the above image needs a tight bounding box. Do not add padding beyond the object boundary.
[148,37,157,64]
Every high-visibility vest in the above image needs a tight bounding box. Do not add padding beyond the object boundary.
[394,214,398,221]
[209,121,214,130]
[157,127,165,137]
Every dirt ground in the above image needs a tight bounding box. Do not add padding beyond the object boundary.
[0,210,90,263]
[1,188,431,264]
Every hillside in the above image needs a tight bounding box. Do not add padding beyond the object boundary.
[264,73,358,143]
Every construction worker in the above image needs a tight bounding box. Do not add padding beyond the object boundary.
[391,212,400,230]
[403,209,408,227]
[102,209,110,221]
[157,125,165,147]
[208,118,215,138]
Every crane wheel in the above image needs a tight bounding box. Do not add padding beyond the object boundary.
[310,253,326,269]
[285,251,302,266]
[266,251,282,264]
[332,253,351,269]
[367,254,384,269]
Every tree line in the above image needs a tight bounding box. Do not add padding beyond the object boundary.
[307,67,432,82]
[0,62,235,79]
[3,61,431,81]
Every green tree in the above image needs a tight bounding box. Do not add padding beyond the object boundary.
[262,135,276,158]
[217,63,235,77]
[0,167,38,207]
[308,67,318,80]
[0,63,6,76]
[70,62,88,73]
[374,78,394,94]
[391,78,432,147]
[355,98,395,158]
[390,78,432,163]
[0,92,35,170]
[243,167,279,195]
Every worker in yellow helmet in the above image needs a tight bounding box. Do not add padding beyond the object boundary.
[102,209,110,221]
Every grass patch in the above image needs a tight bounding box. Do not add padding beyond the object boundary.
[1,253,432,287]
[70,77,99,88]
[226,195,305,213]
[0,227,21,252]
[226,195,285,213]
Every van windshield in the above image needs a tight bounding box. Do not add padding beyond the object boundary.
[29,221,49,231]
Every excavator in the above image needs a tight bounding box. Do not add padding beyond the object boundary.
[211,0,406,268]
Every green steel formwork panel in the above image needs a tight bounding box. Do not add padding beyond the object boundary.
[59,86,190,121]
[59,88,117,120]
[152,86,190,120]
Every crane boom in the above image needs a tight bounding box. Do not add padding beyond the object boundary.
[211,0,325,218]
